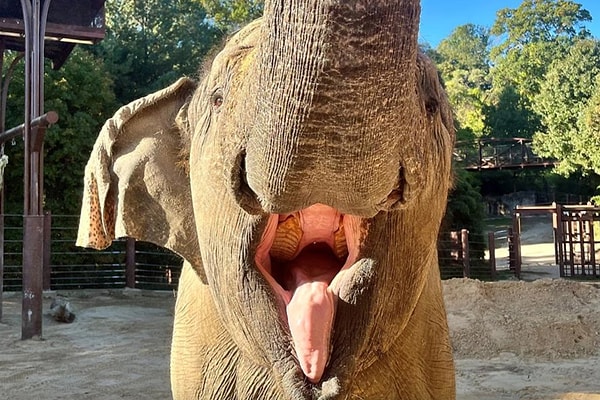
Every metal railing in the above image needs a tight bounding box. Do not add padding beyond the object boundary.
[2,214,182,291]
[2,214,527,292]
[438,229,520,280]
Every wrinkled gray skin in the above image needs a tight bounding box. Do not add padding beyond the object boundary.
[78,1,456,399]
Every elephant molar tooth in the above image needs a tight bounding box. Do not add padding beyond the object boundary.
[333,223,348,260]
[270,215,302,261]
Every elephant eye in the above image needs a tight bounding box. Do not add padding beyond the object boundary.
[211,92,224,110]
[425,98,438,115]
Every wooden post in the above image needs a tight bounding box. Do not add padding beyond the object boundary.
[488,231,496,280]
[42,211,51,290]
[125,237,136,288]
[512,214,522,279]
[461,229,470,278]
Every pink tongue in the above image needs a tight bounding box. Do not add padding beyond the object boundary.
[285,246,337,383]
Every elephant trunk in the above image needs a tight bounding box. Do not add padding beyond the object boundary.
[243,0,422,217]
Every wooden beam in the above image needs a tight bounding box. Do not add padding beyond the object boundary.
[0,18,105,43]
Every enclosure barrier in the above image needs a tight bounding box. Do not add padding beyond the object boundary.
[2,214,562,293]
[2,214,181,292]
[515,204,600,278]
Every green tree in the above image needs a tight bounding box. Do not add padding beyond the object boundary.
[437,24,490,74]
[100,0,223,104]
[484,0,593,143]
[2,48,117,215]
[490,0,592,101]
[435,24,491,139]
[483,84,540,138]
[492,0,591,55]
[533,39,600,175]
[443,168,485,233]
[199,0,263,30]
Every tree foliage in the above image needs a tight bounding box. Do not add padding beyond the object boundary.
[428,0,599,229]
[100,0,223,103]
[199,0,263,30]
[491,0,591,56]
[483,85,540,138]
[2,48,117,214]
[533,39,600,175]
[437,24,490,74]
[436,24,490,139]
[489,0,593,138]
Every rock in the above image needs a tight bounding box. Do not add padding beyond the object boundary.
[50,297,75,323]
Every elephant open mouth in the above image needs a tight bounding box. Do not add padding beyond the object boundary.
[255,203,364,383]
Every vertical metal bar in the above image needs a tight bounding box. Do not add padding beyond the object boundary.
[508,227,515,271]
[125,238,136,288]
[461,229,470,278]
[43,211,51,290]
[552,203,559,265]
[36,0,50,215]
[20,0,32,214]
[568,213,576,277]
[488,231,496,280]
[22,215,44,339]
[513,213,522,279]
[0,194,3,322]
[588,217,596,277]
[579,216,586,276]
[20,0,51,340]
[555,204,565,277]
[0,39,4,322]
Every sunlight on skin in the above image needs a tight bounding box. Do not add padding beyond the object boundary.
[558,394,600,400]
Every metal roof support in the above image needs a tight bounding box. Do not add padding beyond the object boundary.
[20,0,51,340]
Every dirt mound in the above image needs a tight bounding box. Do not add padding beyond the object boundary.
[444,278,600,360]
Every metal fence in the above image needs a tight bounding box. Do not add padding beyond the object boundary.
[438,229,515,280]
[2,214,520,292]
[2,214,181,291]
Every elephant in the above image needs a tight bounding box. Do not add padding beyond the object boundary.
[77,0,456,399]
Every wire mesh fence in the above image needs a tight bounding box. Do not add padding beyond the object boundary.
[438,229,519,280]
[2,214,520,292]
[1,214,182,291]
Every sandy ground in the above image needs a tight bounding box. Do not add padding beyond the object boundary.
[0,290,175,400]
[1,216,599,399]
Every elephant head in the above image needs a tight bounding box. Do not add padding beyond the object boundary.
[78,1,456,399]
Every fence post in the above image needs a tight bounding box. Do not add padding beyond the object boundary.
[513,215,522,279]
[125,238,136,288]
[42,211,51,291]
[488,231,496,280]
[22,215,44,339]
[461,229,470,278]
[0,210,3,321]
[555,204,565,277]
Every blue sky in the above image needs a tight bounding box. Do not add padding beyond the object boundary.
[419,0,600,47]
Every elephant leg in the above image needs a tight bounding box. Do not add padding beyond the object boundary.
[171,262,239,399]
[353,263,455,400]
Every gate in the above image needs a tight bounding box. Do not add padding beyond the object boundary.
[555,205,600,278]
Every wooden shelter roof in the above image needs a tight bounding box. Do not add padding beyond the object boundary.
[0,0,105,69]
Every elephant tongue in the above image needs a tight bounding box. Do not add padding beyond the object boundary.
[285,245,337,383]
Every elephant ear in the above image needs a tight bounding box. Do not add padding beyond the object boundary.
[76,77,205,281]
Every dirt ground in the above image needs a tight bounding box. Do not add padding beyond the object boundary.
[0,290,175,400]
[1,216,600,399]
